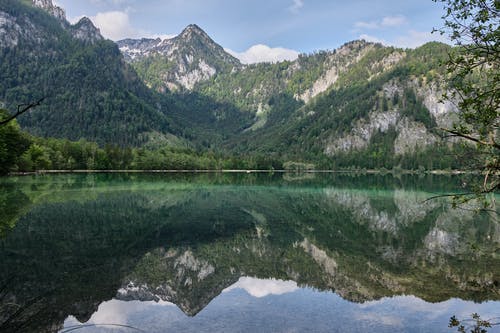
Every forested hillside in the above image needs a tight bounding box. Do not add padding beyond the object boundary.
[0,0,171,145]
[0,0,469,172]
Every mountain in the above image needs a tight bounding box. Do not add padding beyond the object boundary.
[117,24,241,91]
[119,28,460,168]
[217,42,460,169]
[0,0,464,169]
[0,0,177,146]
[32,0,66,22]
[189,40,459,168]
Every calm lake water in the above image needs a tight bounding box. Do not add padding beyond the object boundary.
[0,173,499,333]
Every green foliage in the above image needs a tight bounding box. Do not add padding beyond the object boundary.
[0,110,31,174]
[334,44,397,87]
[449,313,498,333]
[5,135,283,172]
[0,2,480,172]
[0,0,170,146]
[132,54,174,91]
[402,42,452,78]
[433,0,499,194]
[283,161,315,171]
[400,88,438,130]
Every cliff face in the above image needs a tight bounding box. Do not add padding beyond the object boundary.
[70,17,103,43]
[32,0,66,21]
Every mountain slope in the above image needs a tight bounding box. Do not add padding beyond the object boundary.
[0,0,463,169]
[0,0,174,146]
[120,28,458,167]
[118,24,241,91]
[193,41,459,168]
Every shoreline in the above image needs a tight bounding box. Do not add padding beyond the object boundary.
[7,169,476,176]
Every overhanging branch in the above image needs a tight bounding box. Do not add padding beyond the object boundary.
[440,127,500,150]
[0,98,45,126]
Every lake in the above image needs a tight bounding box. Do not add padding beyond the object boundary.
[0,173,499,333]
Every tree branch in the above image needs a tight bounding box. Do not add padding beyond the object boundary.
[441,127,500,150]
[0,98,45,126]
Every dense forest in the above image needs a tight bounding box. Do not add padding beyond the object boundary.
[0,0,478,174]
[0,108,468,174]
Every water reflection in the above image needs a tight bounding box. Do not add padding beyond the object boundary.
[62,279,500,333]
[223,277,299,298]
[0,173,498,333]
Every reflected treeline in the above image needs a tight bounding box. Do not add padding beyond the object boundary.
[0,173,498,332]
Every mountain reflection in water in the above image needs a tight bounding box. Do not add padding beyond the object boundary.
[0,173,498,333]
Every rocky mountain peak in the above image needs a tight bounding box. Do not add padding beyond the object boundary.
[172,24,224,56]
[117,24,241,91]
[71,17,103,43]
[179,24,209,39]
[32,0,66,21]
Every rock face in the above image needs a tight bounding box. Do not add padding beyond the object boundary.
[324,74,458,156]
[118,37,163,61]
[394,118,437,154]
[31,0,103,43]
[297,41,377,103]
[0,11,22,47]
[0,7,48,47]
[325,110,400,155]
[32,0,66,21]
[70,17,103,43]
[117,24,241,91]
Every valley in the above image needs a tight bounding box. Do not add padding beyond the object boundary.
[0,0,471,172]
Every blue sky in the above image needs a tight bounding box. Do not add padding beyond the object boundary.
[53,0,450,63]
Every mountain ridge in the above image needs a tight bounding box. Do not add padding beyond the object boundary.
[0,0,463,170]
[118,24,241,91]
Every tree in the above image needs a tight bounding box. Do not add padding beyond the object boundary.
[449,313,500,333]
[0,110,31,174]
[0,99,45,174]
[433,4,499,331]
[433,0,499,202]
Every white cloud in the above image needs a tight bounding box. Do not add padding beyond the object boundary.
[355,21,379,30]
[354,312,403,327]
[63,299,176,328]
[69,11,175,41]
[89,11,141,40]
[289,0,304,14]
[67,14,86,25]
[226,44,299,64]
[224,277,299,298]
[359,30,450,49]
[381,15,407,27]
[394,30,449,48]
[355,15,408,31]
[90,0,131,5]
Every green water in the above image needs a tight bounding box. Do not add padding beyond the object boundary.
[0,173,498,333]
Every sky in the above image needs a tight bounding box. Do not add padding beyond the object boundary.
[52,0,451,64]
